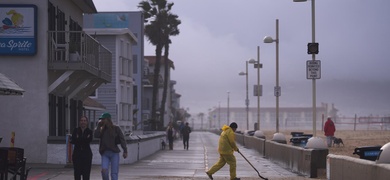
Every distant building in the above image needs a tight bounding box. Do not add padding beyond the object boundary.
[207,103,339,131]
[144,56,175,129]
[84,12,141,134]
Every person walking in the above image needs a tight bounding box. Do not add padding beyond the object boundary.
[71,116,93,180]
[181,122,191,150]
[324,116,336,147]
[94,112,128,180]
[179,121,185,140]
[206,122,240,180]
[166,122,175,150]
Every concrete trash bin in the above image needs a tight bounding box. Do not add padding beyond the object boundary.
[353,146,382,161]
[289,134,312,147]
[290,136,309,147]
[290,132,304,137]
[301,134,313,138]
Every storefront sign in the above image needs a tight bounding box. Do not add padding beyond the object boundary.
[0,4,37,55]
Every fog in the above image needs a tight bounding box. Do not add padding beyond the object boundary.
[93,0,390,117]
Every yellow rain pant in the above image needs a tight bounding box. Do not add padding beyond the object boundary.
[207,154,237,180]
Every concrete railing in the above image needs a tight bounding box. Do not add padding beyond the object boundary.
[235,133,328,178]
[47,132,166,165]
[327,154,390,180]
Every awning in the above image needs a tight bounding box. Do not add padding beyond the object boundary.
[83,97,105,111]
[0,73,25,95]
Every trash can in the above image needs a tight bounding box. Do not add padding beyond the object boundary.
[353,146,382,161]
[290,132,304,137]
[290,136,309,147]
[301,134,313,138]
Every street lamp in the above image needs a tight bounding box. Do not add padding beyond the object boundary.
[294,0,317,136]
[249,46,262,132]
[294,0,326,149]
[264,19,286,143]
[218,101,221,128]
[249,47,265,139]
[263,19,280,133]
[227,91,230,125]
[239,61,249,130]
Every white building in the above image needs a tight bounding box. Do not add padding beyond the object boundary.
[83,12,139,134]
[207,103,338,131]
[144,56,175,129]
[0,0,112,163]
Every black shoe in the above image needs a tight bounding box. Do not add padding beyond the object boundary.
[206,172,213,179]
[233,178,240,180]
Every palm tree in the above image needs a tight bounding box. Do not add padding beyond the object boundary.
[160,11,180,130]
[138,0,180,130]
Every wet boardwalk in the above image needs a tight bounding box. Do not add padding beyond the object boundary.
[27,132,313,180]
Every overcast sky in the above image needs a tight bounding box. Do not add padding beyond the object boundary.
[93,0,390,117]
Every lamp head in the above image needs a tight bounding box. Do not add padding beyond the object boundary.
[263,36,275,43]
[248,58,256,64]
[293,0,307,2]
[238,72,246,76]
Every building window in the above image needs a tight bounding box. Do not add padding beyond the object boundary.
[133,55,138,74]
[133,86,138,105]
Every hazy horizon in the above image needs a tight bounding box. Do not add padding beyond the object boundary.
[93,0,390,117]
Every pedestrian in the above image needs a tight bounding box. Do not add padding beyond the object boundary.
[166,122,175,150]
[179,121,185,139]
[206,122,240,180]
[94,112,128,180]
[71,116,93,180]
[181,122,191,150]
[324,116,336,147]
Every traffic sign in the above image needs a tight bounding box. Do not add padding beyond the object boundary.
[306,60,321,79]
[274,86,281,97]
[253,85,262,96]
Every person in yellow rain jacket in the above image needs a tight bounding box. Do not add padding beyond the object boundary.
[206,122,240,180]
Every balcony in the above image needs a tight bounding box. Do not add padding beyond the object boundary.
[48,31,112,100]
[48,31,112,82]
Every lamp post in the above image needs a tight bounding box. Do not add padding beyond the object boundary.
[218,102,221,128]
[294,0,326,149]
[249,46,262,131]
[264,19,286,143]
[239,61,249,130]
[264,19,280,133]
[294,0,317,136]
[227,91,230,125]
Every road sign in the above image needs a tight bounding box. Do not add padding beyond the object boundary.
[253,85,262,96]
[306,60,321,79]
[274,86,281,97]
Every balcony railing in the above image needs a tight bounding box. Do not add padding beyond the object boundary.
[48,31,112,82]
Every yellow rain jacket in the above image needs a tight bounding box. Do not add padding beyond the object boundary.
[218,125,238,155]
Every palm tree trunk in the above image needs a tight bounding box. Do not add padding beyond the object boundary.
[159,43,170,130]
[151,44,163,131]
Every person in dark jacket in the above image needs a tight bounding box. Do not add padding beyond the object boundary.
[324,116,336,147]
[181,122,191,150]
[94,112,127,180]
[166,123,175,150]
[71,116,93,180]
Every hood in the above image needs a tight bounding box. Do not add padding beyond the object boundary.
[221,125,230,131]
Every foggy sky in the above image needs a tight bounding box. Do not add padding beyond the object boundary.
[93,0,390,117]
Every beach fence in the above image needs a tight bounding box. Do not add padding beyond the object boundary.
[334,115,390,131]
